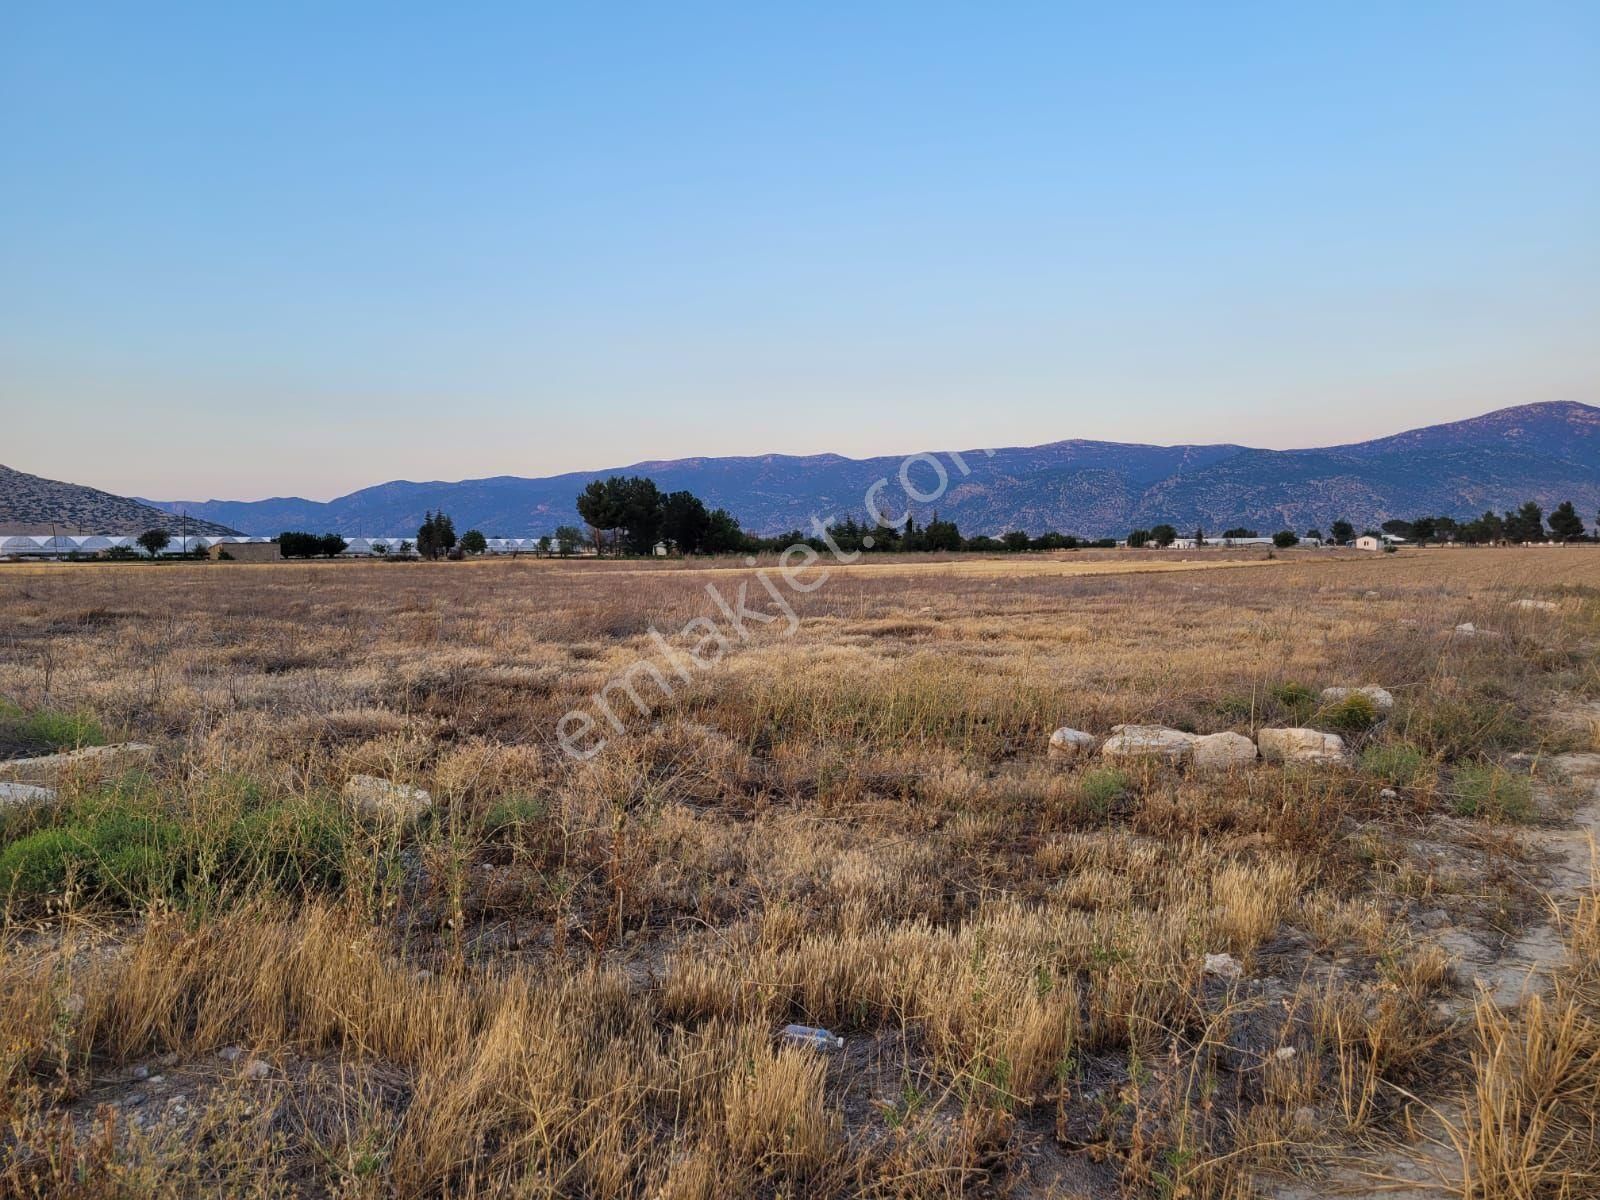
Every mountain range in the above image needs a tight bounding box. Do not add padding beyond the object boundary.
[5,402,1596,541]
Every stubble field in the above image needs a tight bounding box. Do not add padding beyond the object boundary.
[0,548,1597,1198]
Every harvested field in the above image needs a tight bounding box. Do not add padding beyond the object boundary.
[0,547,1597,1198]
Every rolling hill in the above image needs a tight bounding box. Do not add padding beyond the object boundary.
[148,402,1600,539]
[0,465,239,537]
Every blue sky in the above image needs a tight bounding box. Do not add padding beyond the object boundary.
[3,2,1597,501]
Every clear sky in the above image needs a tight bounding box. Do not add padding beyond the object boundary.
[3,2,1597,501]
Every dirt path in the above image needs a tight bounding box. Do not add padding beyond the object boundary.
[1273,707,1600,1199]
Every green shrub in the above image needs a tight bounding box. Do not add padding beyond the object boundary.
[0,805,183,904]
[1359,742,1434,789]
[0,701,105,757]
[1320,692,1381,733]
[1269,683,1316,720]
[1402,695,1531,758]
[223,797,355,894]
[1449,764,1533,822]
[480,795,548,841]
[1080,767,1132,811]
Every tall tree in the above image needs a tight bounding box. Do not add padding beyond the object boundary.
[1547,500,1585,543]
[1329,519,1355,545]
[659,490,711,554]
[136,528,171,558]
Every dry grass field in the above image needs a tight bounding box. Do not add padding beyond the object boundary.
[0,547,1597,1198]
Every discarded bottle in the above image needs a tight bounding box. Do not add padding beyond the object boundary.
[781,1023,844,1050]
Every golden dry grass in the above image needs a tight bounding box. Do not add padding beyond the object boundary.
[0,547,1596,1197]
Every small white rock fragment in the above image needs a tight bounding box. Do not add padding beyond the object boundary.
[1047,727,1098,759]
[1257,728,1347,765]
[1379,787,1398,801]
[242,1059,270,1080]
[0,781,59,807]
[1273,1046,1297,1061]
[343,775,432,823]
[1511,598,1558,612]
[217,1045,243,1064]
[1202,952,1243,980]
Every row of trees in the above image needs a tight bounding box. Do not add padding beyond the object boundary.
[575,477,747,555]
[1379,501,1591,545]
[1123,500,1594,550]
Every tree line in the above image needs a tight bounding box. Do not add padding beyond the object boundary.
[1120,500,1593,549]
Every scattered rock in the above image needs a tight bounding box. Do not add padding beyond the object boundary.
[242,1059,270,1081]
[1258,727,1346,765]
[1511,598,1558,612]
[1292,1106,1319,1134]
[1418,908,1450,930]
[158,1052,179,1068]
[1363,590,1381,599]
[217,1045,243,1064]
[1379,787,1398,801]
[1203,952,1243,980]
[125,1092,146,1108]
[1047,727,1098,759]
[0,743,155,787]
[1273,1046,1297,1061]
[343,774,432,823]
[0,781,58,807]
[130,1065,150,1081]
[1320,685,1394,713]
[1102,725,1194,767]
[1451,622,1501,640]
[1190,731,1258,772]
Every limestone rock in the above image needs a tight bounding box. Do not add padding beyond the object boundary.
[0,781,58,807]
[343,775,432,823]
[1320,685,1394,713]
[1047,727,1098,759]
[1101,725,1194,767]
[1258,727,1347,765]
[1511,598,1558,612]
[0,743,154,787]
[1190,731,1258,772]
[1203,952,1243,980]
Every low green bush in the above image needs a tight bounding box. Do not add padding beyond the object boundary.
[0,701,105,757]
[1319,692,1382,733]
[1449,763,1533,822]
[1359,742,1434,789]
[0,805,182,904]
[1079,767,1132,812]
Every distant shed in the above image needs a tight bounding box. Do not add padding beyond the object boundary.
[209,541,280,563]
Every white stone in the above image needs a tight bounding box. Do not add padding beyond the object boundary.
[343,775,432,823]
[1319,685,1394,713]
[1203,952,1243,980]
[1101,725,1195,767]
[242,1059,270,1080]
[1047,727,1098,759]
[0,742,155,787]
[0,781,58,807]
[1511,598,1558,612]
[1190,731,1258,772]
[1258,727,1347,765]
